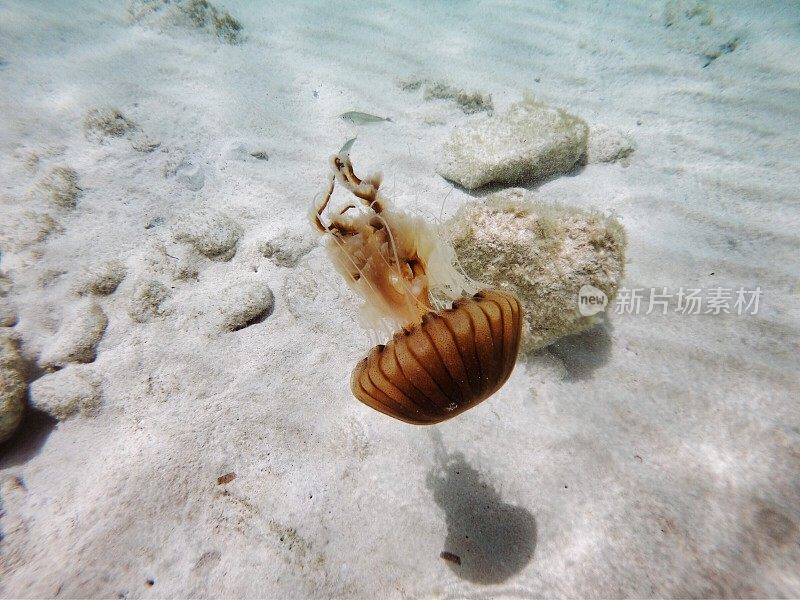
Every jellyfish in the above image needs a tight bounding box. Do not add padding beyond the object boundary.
[310,140,523,424]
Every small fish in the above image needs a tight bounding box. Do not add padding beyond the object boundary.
[340,111,393,125]
[339,136,358,155]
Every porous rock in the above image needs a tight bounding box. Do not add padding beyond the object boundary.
[37,166,81,209]
[0,332,26,443]
[129,279,172,323]
[71,259,127,296]
[129,0,243,44]
[422,81,494,114]
[29,366,102,420]
[173,208,242,261]
[397,76,494,114]
[0,273,17,327]
[437,99,588,190]
[212,273,274,332]
[447,189,626,353]
[258,229,317,268]
[40,301,108,368]
[1,211,63,251]
[586,125,635,164]
[0,297,17,327]
[84,108,138,140]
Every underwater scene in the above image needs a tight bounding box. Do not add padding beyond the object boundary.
[1,0,799,597]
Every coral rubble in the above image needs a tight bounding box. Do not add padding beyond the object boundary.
[29,366,102,420]
[0,331,26,443]
[172,208,242,261]
[71,259,127,296]
[447,189,626,353]
[37,166,81,209]
[40,301,108,368]
[437,99,588,190]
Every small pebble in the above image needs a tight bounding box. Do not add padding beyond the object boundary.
[440,551,461,565]
[217,472,236,485]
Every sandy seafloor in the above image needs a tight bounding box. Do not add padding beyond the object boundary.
[1,0,799,597]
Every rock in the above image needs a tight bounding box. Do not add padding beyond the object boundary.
[437,99,588,190]
[0,272,17,327]
[586,125,635,164]
[447,189,626,353]
[2,211,63,251]
[212,273,274,332]
[172,252,204,282]
[0,332,26,443]
[661,0,742,66]
[84,108,138,141]
[40,301,108,368]
[395,75,425,92]
[397,77,494,114]
[422,81,494,114]
[173,209,242,261]
[180,0,242,43]
[71,259,127,296]
[0,297,17,327]
[129,279,172,323]
[258,230,317,268]
[0,272,11,297]
[129,132,161,153]
[129,0,243,44]
[29,366,102,420]
[37,166,81,209]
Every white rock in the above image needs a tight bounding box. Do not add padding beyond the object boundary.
[0,297,17,327]
[129,279,172,323]
[0,332,26,443]
[29,366,102,420]
[71,259,127,296]
[212,273,274,332]
[0,273,16,327]
[36,165,81,209]
[437,99,589,190]
[173,208,242,261]
[258,229,317,268]
[587,125,635,164]
[447,189,627,353]
[40,301,108,368]
[83,107,138,140]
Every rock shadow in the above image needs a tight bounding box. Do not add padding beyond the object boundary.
[441,160,588,198]
[0,408,56,468]
[426,431,536,584]
[548,321,613,381]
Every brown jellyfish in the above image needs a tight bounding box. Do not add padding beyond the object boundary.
[310,140,523,425]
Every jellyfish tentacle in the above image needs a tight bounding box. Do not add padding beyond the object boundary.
[332,154,385,213]
[311,172,337,233]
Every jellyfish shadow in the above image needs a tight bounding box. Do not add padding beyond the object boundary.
[426,431,537,584]
[548,321,613,381]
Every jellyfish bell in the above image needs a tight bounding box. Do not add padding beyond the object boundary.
[311,142,523,424]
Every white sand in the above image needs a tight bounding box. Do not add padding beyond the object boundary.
[1,0,799,597]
